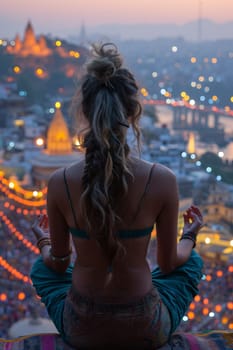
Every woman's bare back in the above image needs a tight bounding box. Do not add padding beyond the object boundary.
[47,157,176,300]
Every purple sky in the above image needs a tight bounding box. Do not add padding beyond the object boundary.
[1,0,233,39]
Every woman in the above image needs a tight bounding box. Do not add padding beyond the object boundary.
[31,43,203,349]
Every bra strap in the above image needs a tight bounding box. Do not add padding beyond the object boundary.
[130,163,155,226]
[63,168,79,228]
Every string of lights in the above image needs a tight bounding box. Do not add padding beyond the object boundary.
[0,211,39,254]
[0,175,46,207]
[3,201,45,216]
[0,256,31,284]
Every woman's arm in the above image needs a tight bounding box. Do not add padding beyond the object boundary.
[155,168,203,274]
[32,169,72,273]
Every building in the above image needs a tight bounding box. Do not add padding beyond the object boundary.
[8,316,58,338]
[31,108,83,186]
[7,21,52,57]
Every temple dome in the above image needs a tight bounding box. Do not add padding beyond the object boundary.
[8,316,59,338]
[46,108,72,155]
[31,108,83,186]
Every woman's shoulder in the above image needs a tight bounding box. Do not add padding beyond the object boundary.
[136,160,178,200]
[51,160,84,177]
[153,162,176,178]
[132,157,176,179]
[47,167,63,186]
[47,160,84,188]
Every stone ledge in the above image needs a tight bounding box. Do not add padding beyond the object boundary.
[0,330,232,349]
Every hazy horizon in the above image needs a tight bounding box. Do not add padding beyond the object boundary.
[1,0,233,40]
[1,18,233,43]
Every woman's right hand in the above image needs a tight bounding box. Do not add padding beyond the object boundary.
[32,214,50,241]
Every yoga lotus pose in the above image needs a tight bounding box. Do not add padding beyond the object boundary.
[31,43,203,349]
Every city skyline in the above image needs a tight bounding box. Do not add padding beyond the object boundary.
[1,0,233,39]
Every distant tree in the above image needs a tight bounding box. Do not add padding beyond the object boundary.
[200,152,222,170]
[0,54,14,76]
[47,71,72,93]
[200,151,233,185]
[17,74,46,104]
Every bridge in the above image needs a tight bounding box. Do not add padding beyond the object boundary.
[142,99,233,130]
[143,99,233,128]
[143,99,233,144]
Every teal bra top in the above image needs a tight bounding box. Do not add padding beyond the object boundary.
[63,164,155,240]
[69,226,154,239]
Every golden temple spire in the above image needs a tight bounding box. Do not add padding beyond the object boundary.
[23,21,37,49]
[7,21,51,57]
[46,108,72,155]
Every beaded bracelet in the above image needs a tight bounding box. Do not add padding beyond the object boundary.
[37,237,51,251]
[179,232,196,248]
[49,248,72,262]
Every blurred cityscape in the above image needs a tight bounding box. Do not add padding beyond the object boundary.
[0,21,232,338]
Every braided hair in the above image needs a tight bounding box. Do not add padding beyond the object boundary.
[73,43,142,262]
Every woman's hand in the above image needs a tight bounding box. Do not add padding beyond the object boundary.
[32,214,50,240]
[180,205,204,248]
[183,205,203,236]
[175,205,203,266]
[32,214,71,273]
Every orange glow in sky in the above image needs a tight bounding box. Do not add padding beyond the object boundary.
[1,0,233,37]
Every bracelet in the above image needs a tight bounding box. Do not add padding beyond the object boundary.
[180,232,196,248]
[37,237,51,251]
[37,236,50,245]
[49,248,72,262]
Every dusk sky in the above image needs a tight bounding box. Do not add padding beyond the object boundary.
[1,0,233,38]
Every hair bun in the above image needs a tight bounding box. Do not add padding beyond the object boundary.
[87,43,123,82]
